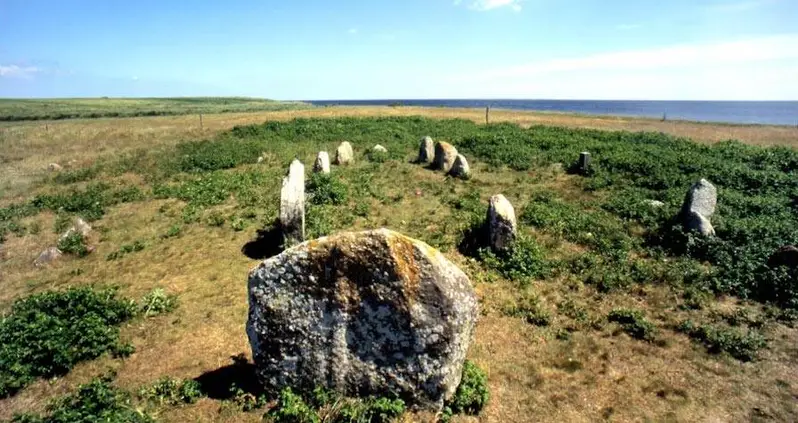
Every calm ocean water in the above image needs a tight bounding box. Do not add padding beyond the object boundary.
[308,100,798,126]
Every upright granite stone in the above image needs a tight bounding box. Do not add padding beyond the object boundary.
[314,151,331,174]
[434,142,458,173]
[578,152,591,174]
[34,247,62,267]
[59,217,92,242]
[280,159,305,246]
[335,142,354,165]
[449,154,470,179]
[487,194,517,252]
[681,179,717,236]
[418,136,435,164]
[373,144,388,154]
[246,228,478,410]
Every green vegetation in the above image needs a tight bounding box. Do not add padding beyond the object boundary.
[677,320,767,361]
[56,232,89,257]
[265,388,320,423]
[106,241,146,261]
[502,291,551,326]
[607,308,658,342]
[0,288,137,397]
[447,360,490,415]
[0,97,310,121]
[9,376,155,423]
[137,377,204,406]
[139,288,178,317]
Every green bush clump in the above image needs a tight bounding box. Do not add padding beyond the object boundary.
[106,240,146,261]
[607,308,658,342]
[447,360,489,415]
[56,232,89,257]
[31,183,143,221]
[266,388,319,423]
[138,377,204,406]
[171,137,263,173]
[161,224,182,239]
[677,320,767,362]
[367,149,389,163]
[502,292,551,326]
[0,288,137,397]
[53,166,101,185]
[479,236,552,285]
[153,169,274,208]
[10,376,155,423]
[307,173,348,206]
[139,288,178,317]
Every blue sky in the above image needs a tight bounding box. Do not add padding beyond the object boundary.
[1,0,797,100]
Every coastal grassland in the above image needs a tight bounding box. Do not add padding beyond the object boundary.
[0,115,797,422]
[0,97,310,122]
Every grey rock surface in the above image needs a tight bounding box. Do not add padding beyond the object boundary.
[433,142,458,173]
[373,144,388,154]
[47,163,63,172]
[34,247,62,267]
[418,136,435,164]
[59,217,92,242]
[684,210,715,237]
[314,151,331,174]
[449,154,470,179]
[280,159,305,247]
[487,194,517,252]
[335,142,354,165]
[683,179,717,218]
[246,228,478,410]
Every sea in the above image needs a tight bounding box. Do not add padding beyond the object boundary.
[307,100,798,126]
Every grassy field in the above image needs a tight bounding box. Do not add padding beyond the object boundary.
[0,98,310,121]
[0,107,797,422]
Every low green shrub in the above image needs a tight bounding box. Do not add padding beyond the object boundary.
[57,232,89,257]
[10,376,154,423]
[170,137,263,174]
[677,320,767,361]
[479,236,552,285]
[140,288,178,317]
[53,166,101,185]
[307,173,348,206]
[138,377,203,406]
[106,240,146,261]
[161,225,182,239]
[447,360,489,415]
[0,288,137,397]
[502,292,551,326]
[266,388,319,423]
[607,308,658,342]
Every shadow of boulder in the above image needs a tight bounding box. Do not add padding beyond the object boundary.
[194,353,261,400]
[242,221,284,260]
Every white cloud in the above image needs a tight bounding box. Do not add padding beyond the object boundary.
[348,28,358,34]
[446,35,798,100]
[455,0,522,12]
[0,64,41,79]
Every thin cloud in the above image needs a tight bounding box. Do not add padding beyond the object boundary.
[0,64,42,79]
[455,0,523,12]
[456,34,798,81]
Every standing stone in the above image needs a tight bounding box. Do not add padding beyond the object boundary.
[372,144,388,154]
[578,152,591,174]
[58,217,92,242]
[449,154,470,179]
[280,159,305,246]
[682,179,717,218]
[34,247,62,267]
[434,142,458,173]
[418,136,435,164]
[314,151,331,174]
[246,229,478,410]
[487,194,517,252]
[335,142,354,165]
[47,163,63,172]
[681,179,717,236]
[768,245,798,269]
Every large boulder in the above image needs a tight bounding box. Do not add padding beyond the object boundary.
[418,136,435,164]
[768,245,798,269]
[372,144,388,154]
[335,142,354,165]
[487,194,517,252]
[681,179,717,236]
[433,142,458,173]
[34,247,62,267]
[280,159,305,247]
[58,217,92,242]
[682,179,717,218]
[449,154,470,179]
[246,228,478,410]
[314,151,331,174]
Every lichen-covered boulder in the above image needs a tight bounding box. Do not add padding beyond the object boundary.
[335,142,354,165]
[246,228,478,410]
[280,159,305,246]
[34,247,62,267]
[314,151,331,174]
[373,144,387,154]
[487,194,517,252]
[58,217,92,242]
[682,179,717,218]
[433,142,458,173]
[449,154,470,179]
[418,136,435,164]
[681,179,717,236]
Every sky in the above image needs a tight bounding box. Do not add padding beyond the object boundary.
[1,0,797,100]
